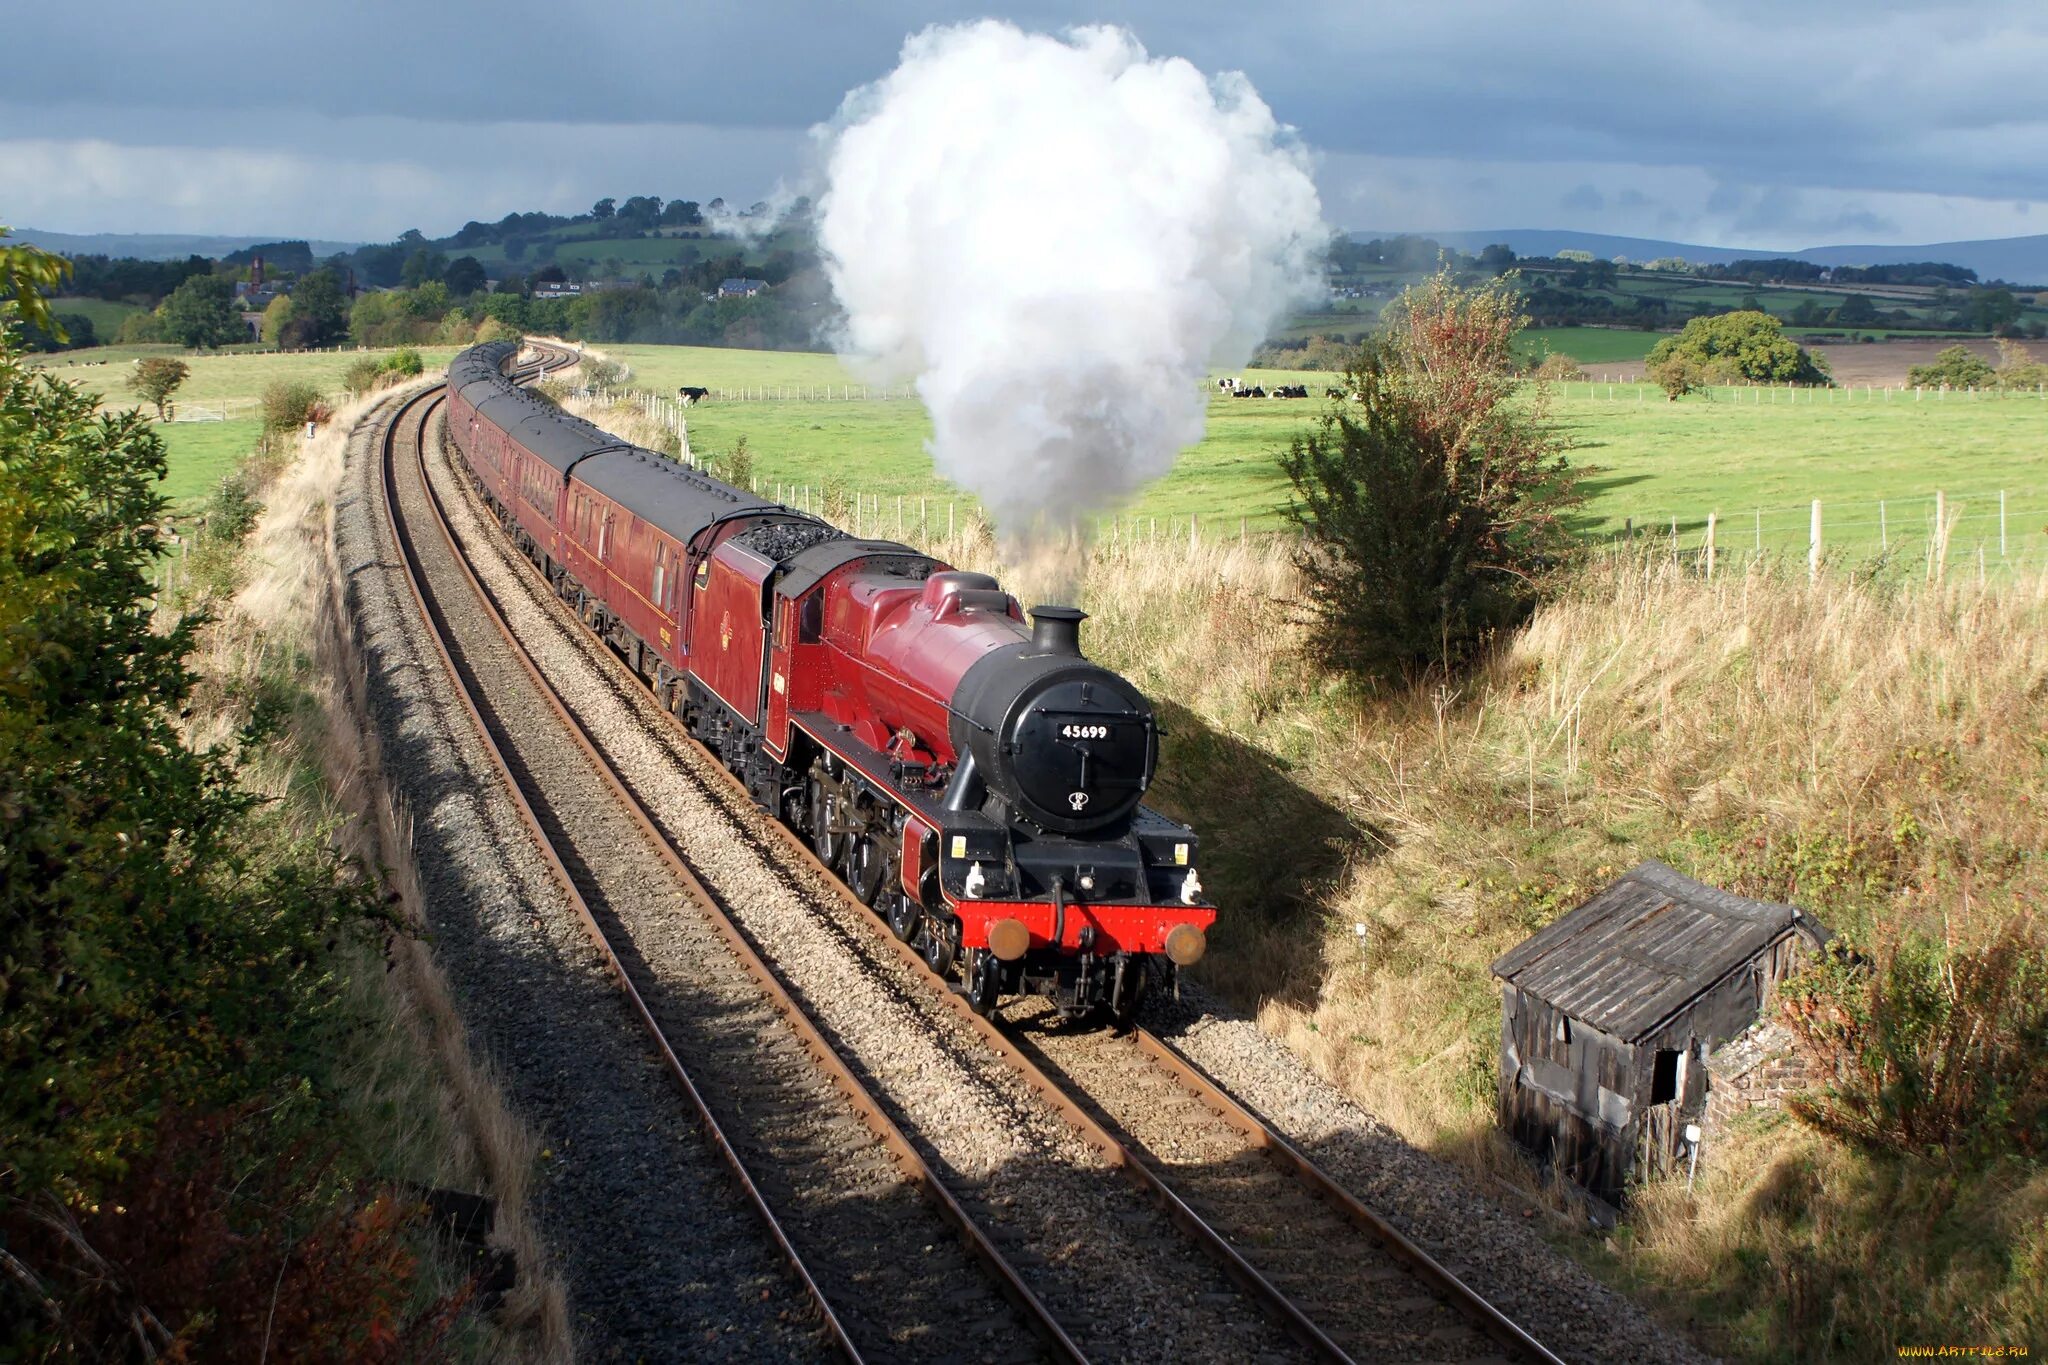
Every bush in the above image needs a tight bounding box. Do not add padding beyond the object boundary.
[1993,339,2047,391]
[1279,270,1578,680]
[1532,350,1585,383]
[261,378,325,434]
[383,346,424,378]
[342,356,382,393]
[1908,344,1996,390]
[128,356,190,418]
[1782,918,2048,1161]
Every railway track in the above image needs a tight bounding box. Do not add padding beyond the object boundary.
[377,359,1078,1364]
[415,343,1568,1365]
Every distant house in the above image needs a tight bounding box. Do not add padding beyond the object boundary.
[532,282,584,301]
[1490,861,1830,1208]
[718,278,768,298]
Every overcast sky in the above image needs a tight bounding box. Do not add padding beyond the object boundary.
[6,0,2044,248]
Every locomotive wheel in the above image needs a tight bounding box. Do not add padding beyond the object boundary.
[887,893,922,943]
[807,775,843,869]
[845,835,888,906]
[921,916,957,977]
[966,950,1002,1016]
[1109,959,1150,1030]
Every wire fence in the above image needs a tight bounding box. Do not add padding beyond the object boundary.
[1602,488,2048,579]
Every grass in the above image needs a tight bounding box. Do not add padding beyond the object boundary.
[595,343,2048,570]
[31,343,461,409]
[907,519,2048,1361]
[48,296,142,336]
[158,418,263,509]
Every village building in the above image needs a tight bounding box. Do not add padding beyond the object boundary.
[1489,861,1829,1208]
[717,277,768,298]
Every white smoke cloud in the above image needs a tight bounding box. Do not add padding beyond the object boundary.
[815,22,1327,539]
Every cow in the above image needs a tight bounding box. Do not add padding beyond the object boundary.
[1274,384,1310,399]
[1216,376,1241,392]
[678,385,710,405]
[1234,385,1267,398]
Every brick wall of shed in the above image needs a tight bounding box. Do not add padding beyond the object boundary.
[1705,1022,1813,1127]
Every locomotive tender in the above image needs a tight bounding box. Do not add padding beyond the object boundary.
[446,341,1212,1019]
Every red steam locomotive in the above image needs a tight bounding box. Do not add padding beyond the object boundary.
[446,341,1211,1019]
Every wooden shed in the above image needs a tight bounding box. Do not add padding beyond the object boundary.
[1489,861,1829,1207]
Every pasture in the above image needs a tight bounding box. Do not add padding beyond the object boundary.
[31,344,462,412]
[605,343,2048,570]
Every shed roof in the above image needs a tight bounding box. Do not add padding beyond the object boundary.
[1489,861,1822,1042]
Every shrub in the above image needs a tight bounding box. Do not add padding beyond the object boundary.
[1993,338,2048,391]
[717,434,754,487]
[1532,350,1585,383]
[383,346,424,378]
[342,356,382,393]
[1278,270,1578,681]
[582,356,625,392]
[261,378,324,434]
[1908,344,1996,390]
[475,315,519,345]
[1782,917,2048,1162]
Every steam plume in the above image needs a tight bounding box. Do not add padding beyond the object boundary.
[816,22,1325,541]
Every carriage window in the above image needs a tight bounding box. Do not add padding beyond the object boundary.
[652,544,667,610]
[597,513,610,559]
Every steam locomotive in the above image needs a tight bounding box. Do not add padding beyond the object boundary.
[445,341,1212,1020]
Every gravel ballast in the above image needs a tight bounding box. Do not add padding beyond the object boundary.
[336,391,827,1363]
[426,421,1308,1365]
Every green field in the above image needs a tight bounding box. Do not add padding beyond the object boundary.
[605,344,2048,570]
[34,344,461,412]
[1516,327,1658,366]
[158,420,264,509]
[49,297,143,338]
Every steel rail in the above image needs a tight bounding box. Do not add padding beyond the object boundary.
[381,367,1084,1365]
[450,339,1563,1364]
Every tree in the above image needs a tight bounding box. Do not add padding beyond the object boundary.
[127,357,189,418]
[1279,269,1578,681]
[281,269,348,348]
[1833,293,1878,327]
[443,255,486,297]
[660,199,702,227]
[258,294,293,344]
[591,196,616,220]
[1967,287,2021,334]
[157,274,242,349]
[1644,310,1830,399]
[399,248,446,289]
[1907,344,1996,389]
[1477,243,1516,274]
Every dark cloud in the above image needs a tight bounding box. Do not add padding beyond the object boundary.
[4,2,2044,237]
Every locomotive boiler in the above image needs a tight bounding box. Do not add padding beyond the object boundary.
[445,340,1212,1020]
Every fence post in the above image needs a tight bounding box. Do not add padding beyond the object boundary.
[1670,516,1679,567]
[1933,490,1946,582]
[1705,512,1717,579]
[1809,500,1822,582]
[1880,499,1888,551]
[2000,490,2007,557]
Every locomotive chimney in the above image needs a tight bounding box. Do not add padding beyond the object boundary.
[1030,605,1086,656]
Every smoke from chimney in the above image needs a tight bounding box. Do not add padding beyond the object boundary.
[815,22,1325,546]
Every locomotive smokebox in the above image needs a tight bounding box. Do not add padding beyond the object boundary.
[1030,605,1086,656]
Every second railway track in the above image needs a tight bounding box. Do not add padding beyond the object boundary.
[396,343,1569,1365]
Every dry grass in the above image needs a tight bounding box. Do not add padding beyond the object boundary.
[918,520,2048,1359]
[179,381,572,1362]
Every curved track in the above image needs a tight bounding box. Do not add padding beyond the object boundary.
[378,353,1078,1365]
[409,341,1567,1364]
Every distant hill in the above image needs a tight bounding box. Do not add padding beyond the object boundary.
[1357,229,2048,287]
[13,228,363,261]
